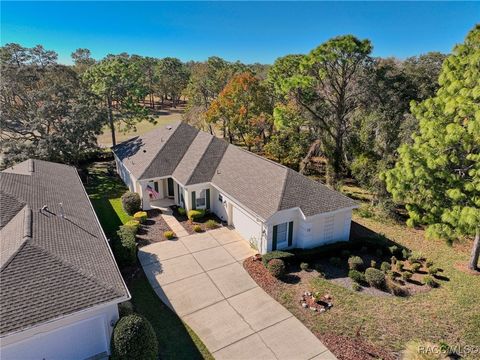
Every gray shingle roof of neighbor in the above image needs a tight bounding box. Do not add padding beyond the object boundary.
[112,121,357,220]
[0,160,129,336]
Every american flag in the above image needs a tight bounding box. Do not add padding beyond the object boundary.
[146,184,160,199]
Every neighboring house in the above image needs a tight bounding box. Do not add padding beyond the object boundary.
[112,121,358,254]
[0,159,130,360]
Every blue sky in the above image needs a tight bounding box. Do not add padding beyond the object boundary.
[1,1,479,64]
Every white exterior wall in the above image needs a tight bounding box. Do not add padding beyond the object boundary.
[114,154,136,192]
[0,303,119,360]
[231,203,263,251]
[210,187,228,221]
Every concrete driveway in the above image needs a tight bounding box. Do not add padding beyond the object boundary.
[139,227,336,360]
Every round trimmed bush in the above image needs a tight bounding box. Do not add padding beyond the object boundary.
[388,245,399,256]
[396,261,404,271]
[370,260,377,268]
[133,211,148,224]
[352,282,362,292]
[125,220,140,233]
[178,207,186,216]
[365,267,386,288]
[380,261,391,273]
[426,260,434,268]
[300,262,309,271]
[116,226,137,266]
[121,191,141,216]
[205,219,218,229]
[428,266,439,275]
[193,224,202,232]
[411,262,421,273]
[401,271,412,281]
[188,209,205,221]
[423,275,438,288]
[267,259,286,278]
[111,314,158,360]
[348,256,364,270]
[348,269,366,284]
[164,231,175,240]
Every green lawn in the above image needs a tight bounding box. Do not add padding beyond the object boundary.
[97,112,183,148]
[85,161,212,360]
[276,215,480,358]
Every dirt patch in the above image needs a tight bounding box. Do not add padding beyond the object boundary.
[318,333,396,360]
[169,206,224,235]
[136,209,173,246]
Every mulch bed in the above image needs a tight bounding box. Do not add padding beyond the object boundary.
[169,205,224,235]
[318,334,396,360]
[136,209,173,246]
[243,256,397,360]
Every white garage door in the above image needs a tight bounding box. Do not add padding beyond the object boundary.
[232,205,262,247]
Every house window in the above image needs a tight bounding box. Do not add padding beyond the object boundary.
[196,189,206,208]
[276,222,288,246]
[218,194,223,202]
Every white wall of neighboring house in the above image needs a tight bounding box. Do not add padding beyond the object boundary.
[114,155,136,192]
[0,303,120,360]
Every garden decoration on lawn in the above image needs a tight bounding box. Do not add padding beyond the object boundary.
[300,291,333,313]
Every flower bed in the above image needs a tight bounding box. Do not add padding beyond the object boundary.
[169,206,223,235]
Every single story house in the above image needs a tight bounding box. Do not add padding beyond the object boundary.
[112,121,358,254]
[0,159,130,360]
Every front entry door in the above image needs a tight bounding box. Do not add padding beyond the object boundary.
[167,178,174,197]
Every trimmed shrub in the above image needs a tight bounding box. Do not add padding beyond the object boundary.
[125,220,140,233]
[329,257,342,267]
[386,270,395,280]
[111,314,158,360]
[348,256,364,270]
[401,271,412,281]
[205,219,218,229]
[118,301,134,318]
[133,211,148,224]
[352,282,362,292]
[178,207,186,216]
[402,248,410,260]
[388,245,399,256]
[188,209,205,221]
[380,261,391,273]
[428,266,439,275]
[408,252,423,264]
[370,260,377,268]
[341,250,351,258]
[267,259,286,278]
[262,251,295,267]
[193,224,202,232]
[300,262,309,271]
[423,275,438,288]
[396,261,404,271]
[116,226,137,266]
[365,267,386,288]
[121,191,141,216]
[411,262,421,273]
[426,260,434,268]
[164,231,175,240]
[348,269,366,284]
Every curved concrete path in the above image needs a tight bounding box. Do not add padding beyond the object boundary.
[139,227,336,360]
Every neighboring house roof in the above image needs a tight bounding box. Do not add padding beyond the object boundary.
[112,121,357,220]
[0,160,129,336]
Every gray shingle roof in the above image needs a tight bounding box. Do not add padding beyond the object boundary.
[113,122,357,220]
[0,160,129,336]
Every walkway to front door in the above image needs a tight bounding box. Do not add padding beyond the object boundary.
[138,227,336,360]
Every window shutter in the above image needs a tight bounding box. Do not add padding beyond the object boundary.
[206,189,210,210]
[288,221,293,247]
[191,191,196,210]
[154,181,159,193]
[272,225,278,251]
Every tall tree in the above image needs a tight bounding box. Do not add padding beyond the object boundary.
[83,55,150,146]
[0,44,105,167]
[155,57,189,107]
[71,48,95,74]
[384,25,480,270]
[276,35,372,185]
[205,72,272,150]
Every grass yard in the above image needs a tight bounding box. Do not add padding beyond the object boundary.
[84,161,212,360]
[273,215,480,358]
[97,111,183,148]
